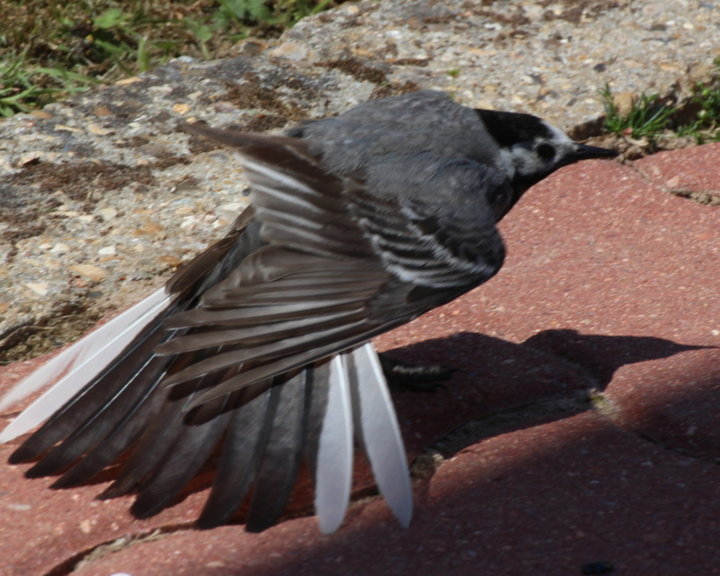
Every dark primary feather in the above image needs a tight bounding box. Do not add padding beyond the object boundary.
[197,382,281,528]
[3,90,615,532]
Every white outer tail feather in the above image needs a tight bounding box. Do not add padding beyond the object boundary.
[350,343,413,527]
[314,344,413,532]
[315,355,354,534]
[0,288,173,443]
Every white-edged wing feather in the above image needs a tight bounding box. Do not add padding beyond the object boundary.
[0,288,173,442]
[314,355,354,534]
[348,343,413,527]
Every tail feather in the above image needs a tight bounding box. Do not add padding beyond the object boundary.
[348,343,413,527]
[314,355,354,534]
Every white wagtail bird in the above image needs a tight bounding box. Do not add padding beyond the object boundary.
[0,90,616,533]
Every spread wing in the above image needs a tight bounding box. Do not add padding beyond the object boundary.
[160,127,507,407]
[2,124,507,533]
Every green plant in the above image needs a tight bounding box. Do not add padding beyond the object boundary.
[599,84,674,140]
[214,0,272,28]
[0,51,96,116]
[600,59,720,146]
[0,0,343,117]
[214,0,335,30]
[676,60,720,143]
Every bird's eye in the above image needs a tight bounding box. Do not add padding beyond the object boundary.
[536,143,556,161]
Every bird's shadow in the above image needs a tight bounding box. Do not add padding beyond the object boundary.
[382,329,711,459]
[9,329,707,530]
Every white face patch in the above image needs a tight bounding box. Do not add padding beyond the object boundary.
[504,121,578,178]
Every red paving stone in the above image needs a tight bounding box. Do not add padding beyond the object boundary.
[1,145,719,575]
[71,413,720,576]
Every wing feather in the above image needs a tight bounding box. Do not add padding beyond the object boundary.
[0,289,173,443]
[196,387,273,528]
[246,371,308,532]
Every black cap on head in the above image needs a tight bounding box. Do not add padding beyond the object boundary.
[475,109,553,148]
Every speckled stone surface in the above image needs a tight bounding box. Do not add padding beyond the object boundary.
[285,0,720,126]
[2,144,718,576]
[1,0,719,356]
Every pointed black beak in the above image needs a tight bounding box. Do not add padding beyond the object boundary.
[573,142,618,161]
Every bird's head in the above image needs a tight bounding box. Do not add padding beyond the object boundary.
[476,108,617,217]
